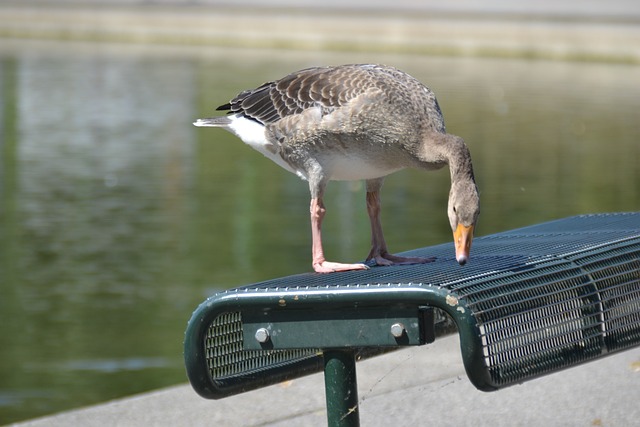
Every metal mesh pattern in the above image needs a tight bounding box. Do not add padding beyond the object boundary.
[572,245,640,351]
[205,311,319,380]
[468,262,605,384]
[461,238,639,386]
[219,213,639,293]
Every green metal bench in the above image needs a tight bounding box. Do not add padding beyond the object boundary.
[184,212,640,426]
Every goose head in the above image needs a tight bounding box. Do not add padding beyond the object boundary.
[448,179,480,265]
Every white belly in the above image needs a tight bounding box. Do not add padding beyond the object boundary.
[324,154,404,181]
[226,115,404,181]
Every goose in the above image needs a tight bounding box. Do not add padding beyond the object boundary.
[194,64,479,273]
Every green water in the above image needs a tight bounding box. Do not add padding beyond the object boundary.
[0,41,638,424]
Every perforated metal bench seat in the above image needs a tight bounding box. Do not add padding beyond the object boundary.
[185,212,640,402]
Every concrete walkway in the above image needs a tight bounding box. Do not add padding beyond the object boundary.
[13,334,640,426]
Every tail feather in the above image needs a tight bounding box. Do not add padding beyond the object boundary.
[193,117,231,127]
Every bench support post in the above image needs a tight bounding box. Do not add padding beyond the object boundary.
[323,349,360,427]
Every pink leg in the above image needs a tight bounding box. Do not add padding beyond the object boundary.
[365,190,435,266]
[310,197,369,273]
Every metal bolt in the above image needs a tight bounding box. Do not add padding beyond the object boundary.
[390,323,405,338]
[255,328,270,343]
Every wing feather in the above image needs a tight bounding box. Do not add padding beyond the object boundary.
[216,65,380,125]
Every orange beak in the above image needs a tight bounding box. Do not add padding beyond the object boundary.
[453,223,474,265]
